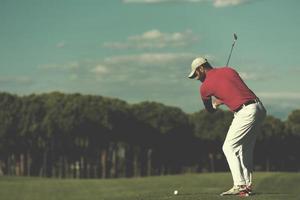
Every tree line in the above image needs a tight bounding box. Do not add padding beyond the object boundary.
[0,92,299,178]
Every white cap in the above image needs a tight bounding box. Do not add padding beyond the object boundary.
[188,57,207,79]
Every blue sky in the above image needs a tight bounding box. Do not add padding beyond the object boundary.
[1,0,300,119]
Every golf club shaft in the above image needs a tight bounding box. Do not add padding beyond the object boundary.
[226,42,235,67]
[226,33,237,67]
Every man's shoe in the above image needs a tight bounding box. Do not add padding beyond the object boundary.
[239,189,250,197]
[239,185,252,197]
[220,186,240,196]
[246,184,253,195]
[220,185,251,197]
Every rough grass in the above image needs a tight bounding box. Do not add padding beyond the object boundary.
[0,172,299,200]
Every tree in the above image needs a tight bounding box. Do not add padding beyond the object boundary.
[189,109,233,172]
[256,115,286,171]
[284,110,300,171]
[131,101,194,175]
[0,93,22,175]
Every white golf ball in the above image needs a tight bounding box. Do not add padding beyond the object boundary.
[173,190,178,195]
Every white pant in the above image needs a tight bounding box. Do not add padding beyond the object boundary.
[223,100,266,186]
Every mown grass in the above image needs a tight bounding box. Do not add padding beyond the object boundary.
[0,172,299,200]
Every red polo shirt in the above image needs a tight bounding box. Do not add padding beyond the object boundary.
[200,67,257,111]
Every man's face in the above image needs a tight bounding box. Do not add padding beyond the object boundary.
[195,66,206,82]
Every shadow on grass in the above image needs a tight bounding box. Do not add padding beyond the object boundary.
[174,192,291,197]
[255,192,290,195]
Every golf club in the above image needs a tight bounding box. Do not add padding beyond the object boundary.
[225,33,238,67]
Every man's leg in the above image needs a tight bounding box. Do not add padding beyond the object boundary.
[222,116,247,186]
[221,102,266,196]
[222,104,260,186]
[221,136,247,196]
[240,135,256,186]
[240,103,266,186]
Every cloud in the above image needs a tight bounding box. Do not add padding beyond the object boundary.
[257,92,300,119]
[288,67,300,74]
[123,0,207,3]
[101,53,215,84]
[103,29,199,49]
[0,76,33,86]
[213,0,246,7]
[69,74,79,81]
[38,52,212,77]
[104,52,198,66]
[35,52,215,91]
[258,92,300,100]
[56,41,66,48]
[239,72,258,80]
[90,65,109,76]
[238,70,277,81]
[123,0,248,7]
[38,61,80,70]
[38,61,90,82]
[38,60,111,82]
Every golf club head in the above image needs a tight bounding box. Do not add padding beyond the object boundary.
[226,33,238,66]
[234,33,238,41]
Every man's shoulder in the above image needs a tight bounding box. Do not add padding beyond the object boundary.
[216,66,236,71]
[214,67,238,76]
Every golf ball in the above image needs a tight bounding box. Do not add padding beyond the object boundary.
[173,190,178,195]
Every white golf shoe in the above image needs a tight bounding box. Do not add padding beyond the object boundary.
[220,185,250,197]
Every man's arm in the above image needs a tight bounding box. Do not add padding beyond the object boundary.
[202,97,216,113]
[212,98,224,109]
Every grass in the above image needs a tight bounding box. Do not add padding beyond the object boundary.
[0,172,300,200]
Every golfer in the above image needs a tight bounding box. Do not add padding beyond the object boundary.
[188,57,266,196]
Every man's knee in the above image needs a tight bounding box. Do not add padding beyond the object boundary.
[222,142,233,155]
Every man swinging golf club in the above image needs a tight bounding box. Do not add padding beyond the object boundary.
[188,36,266,197]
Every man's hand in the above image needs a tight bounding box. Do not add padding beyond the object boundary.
[203,98,215,113]
[212,98,223,109]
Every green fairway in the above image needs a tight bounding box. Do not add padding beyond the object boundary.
[0,172,299,200]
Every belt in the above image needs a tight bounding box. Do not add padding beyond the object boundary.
[234,99,258,113]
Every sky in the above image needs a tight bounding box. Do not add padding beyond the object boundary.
[1,0,300,119]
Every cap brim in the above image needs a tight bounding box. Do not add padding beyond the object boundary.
[188,69,196,79]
